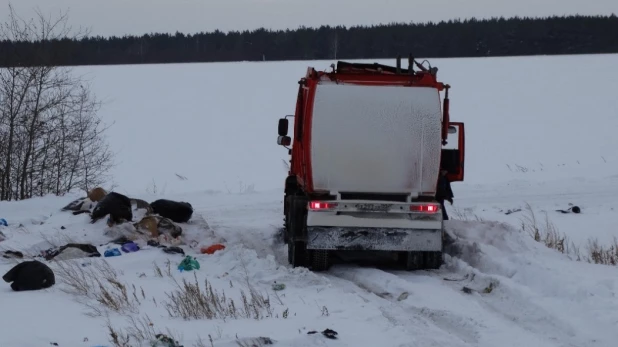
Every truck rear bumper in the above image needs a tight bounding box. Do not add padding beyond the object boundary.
[306,226,443,252]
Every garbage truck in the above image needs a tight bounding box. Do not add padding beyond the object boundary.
[276,55,465,271]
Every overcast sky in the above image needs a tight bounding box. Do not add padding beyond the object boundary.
[2,0,617,37]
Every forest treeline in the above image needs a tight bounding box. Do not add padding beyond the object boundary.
[1,14,617,67]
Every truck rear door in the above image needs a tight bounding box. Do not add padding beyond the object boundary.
[440,122,465,182]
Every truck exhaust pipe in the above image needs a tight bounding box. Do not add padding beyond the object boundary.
[408,54,414,75]
[396,55,401,74]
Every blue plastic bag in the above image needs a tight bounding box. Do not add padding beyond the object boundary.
[104,248,122,257]
[121,241,140,253]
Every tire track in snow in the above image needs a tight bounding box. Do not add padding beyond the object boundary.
[440,254,610,347]
[443,220,618,347]
[325,265,483,346]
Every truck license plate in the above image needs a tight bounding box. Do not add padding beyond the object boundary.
[355,203,391,211]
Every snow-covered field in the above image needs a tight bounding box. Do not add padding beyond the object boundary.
[2,53,618,347]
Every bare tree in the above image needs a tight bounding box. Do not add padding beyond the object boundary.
[0,4,115,201]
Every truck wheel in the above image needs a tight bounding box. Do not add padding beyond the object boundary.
[283,195,294,244]
[423,251,443,269]
[399,251,443,270]
[400,251,422,270]
[309,250,330,271]
[289,241,308,267]
[287,196,308,268]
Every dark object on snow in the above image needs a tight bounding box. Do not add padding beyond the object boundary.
[435,170,454,220]
[461,286,473,294]
[307,329,338,339]
[162,246,185,255]
[72,210,91,216]
[147,239,162,247]
[121,242,140,253]
[104,248,122,257]
[504,208,522,215]
[153,333,183,347]
[43,243,101,261]
[3,260,55,291]
[108,236,132,245]
[158,217,183,238]
[91,192,133,224]
[556,206,581,214]
[130,198,153,214]
[62,197,81,210]
[150,199,193,223]
[2,250,24,259]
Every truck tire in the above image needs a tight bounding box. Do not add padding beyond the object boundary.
[283,195,294,244]
[287,196,309,268]
[309,250,330,272]
[423,251,443,269]
[400,251,443,270]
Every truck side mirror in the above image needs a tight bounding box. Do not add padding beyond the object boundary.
[277,135,291,147]
[278,118,289,136]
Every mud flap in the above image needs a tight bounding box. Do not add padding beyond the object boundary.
[306,226,443,252]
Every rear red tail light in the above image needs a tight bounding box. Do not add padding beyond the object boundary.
[309,201,338,210]
[410,204,440,213]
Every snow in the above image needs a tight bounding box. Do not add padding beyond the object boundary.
[1,53,618,346]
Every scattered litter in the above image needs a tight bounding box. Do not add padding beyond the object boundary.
[105,236,132,246]
[443,273,473,282]
[2,250,23,259]
[162,246,185,255]
[43,243,102,261]
[178,256,200,272]
[201,243,225,254]
[397,292,409,301]
[556,205,581,214]
[3,260,55,291]
[104,248,122,257]
[272,283,286,291]
[121,241,140,253]
[235,337,274,345]
[0,218,7,226]
[308,329,338,339]
[462,286,473,294]
[483,282,496,293]
[504,208,522,215]
[150,333,183,347]
[147,239,163,247]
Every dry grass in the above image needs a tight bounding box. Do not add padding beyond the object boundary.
[519,202,580,258]
[520,202,618,266]
[106,315,184,347]
[450,201,618,267]
[52,258,144,317]
[586,237,618,265]
[163,269,274,321]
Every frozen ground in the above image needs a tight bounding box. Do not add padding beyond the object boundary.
[1,53,618,346]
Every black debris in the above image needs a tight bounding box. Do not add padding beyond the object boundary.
[162,246,185,255]
[150,199,193,223]
[3,260,55,291]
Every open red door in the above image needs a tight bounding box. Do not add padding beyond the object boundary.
[440,122,465,182]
